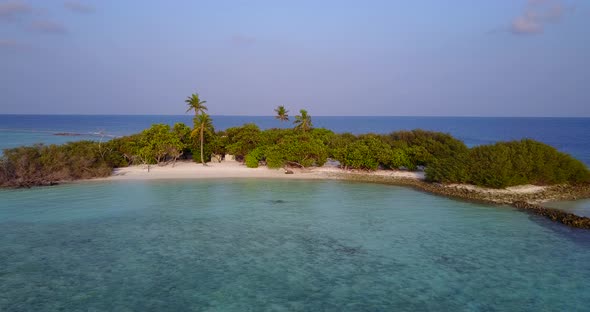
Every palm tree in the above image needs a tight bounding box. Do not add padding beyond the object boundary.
[294,109,312,132]
[185,93,208,115]
[185,93,208,165]
[274,105,289,122]
[191,113,214,165]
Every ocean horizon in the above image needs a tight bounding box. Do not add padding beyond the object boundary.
[2,114,589,165]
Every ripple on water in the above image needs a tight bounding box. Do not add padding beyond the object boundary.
[1,179,590,311]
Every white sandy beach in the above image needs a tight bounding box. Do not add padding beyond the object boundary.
[106,160,425,181]
[108,161,313,180]
[105,160,547,196]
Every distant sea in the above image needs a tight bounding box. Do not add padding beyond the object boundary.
[1,115,589,165]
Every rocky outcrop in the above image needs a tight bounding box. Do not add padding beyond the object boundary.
[514,201,590,229]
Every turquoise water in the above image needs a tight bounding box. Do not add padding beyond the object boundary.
[1,180,590,311]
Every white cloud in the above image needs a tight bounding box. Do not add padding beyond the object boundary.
[511,0,569,35]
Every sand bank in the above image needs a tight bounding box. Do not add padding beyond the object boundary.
[106,160,425,181]
[106,160,545,198]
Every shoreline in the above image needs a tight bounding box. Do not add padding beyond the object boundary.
[106,160,587,205]
[104,160,426,181]
[102,160,590,229]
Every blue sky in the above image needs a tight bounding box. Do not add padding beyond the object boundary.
[0,0,588,116]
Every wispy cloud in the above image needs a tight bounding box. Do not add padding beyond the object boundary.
[64,1,95,14]
[0,0,32,19]
[511,0,570,35]
[0,38,30,51]
[30,20,67,34]
[231,34,257,47]
[0,38,18,47]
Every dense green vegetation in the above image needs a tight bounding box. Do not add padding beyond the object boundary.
[0,141,113,187]
[2,124,587,188]
[426,139,590,188]
[1,95,588,188]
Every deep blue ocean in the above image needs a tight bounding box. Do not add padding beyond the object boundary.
[1,115,589,165]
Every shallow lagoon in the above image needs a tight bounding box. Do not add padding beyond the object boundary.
[1,180,590,311]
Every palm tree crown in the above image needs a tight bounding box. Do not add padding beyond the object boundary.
[294,109,312,132]
[274,105,289,121]
[185,93,208,116]
[191,113,214,138]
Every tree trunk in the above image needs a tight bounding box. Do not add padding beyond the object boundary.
[200,124,205,166]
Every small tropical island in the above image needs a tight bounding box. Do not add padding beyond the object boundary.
[1,93,589,228]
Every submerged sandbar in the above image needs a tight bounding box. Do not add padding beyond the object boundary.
[101,160,590,229]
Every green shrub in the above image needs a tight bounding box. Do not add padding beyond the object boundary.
[225,123,261,158]
[245,147,265,168]
[390,148,413,169]
[191,146,213,164]
[0,141,113,187]
[425,155,470,183]
[265,146,286,169]
[328,133,357,158]
[259,128,291,146]
[264,133,329,168]
[422,138,589,188]
[244,155,259,168]
[387,130,468,167]
[338,141,379,170]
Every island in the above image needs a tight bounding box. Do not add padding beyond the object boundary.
[1,94,589,229]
